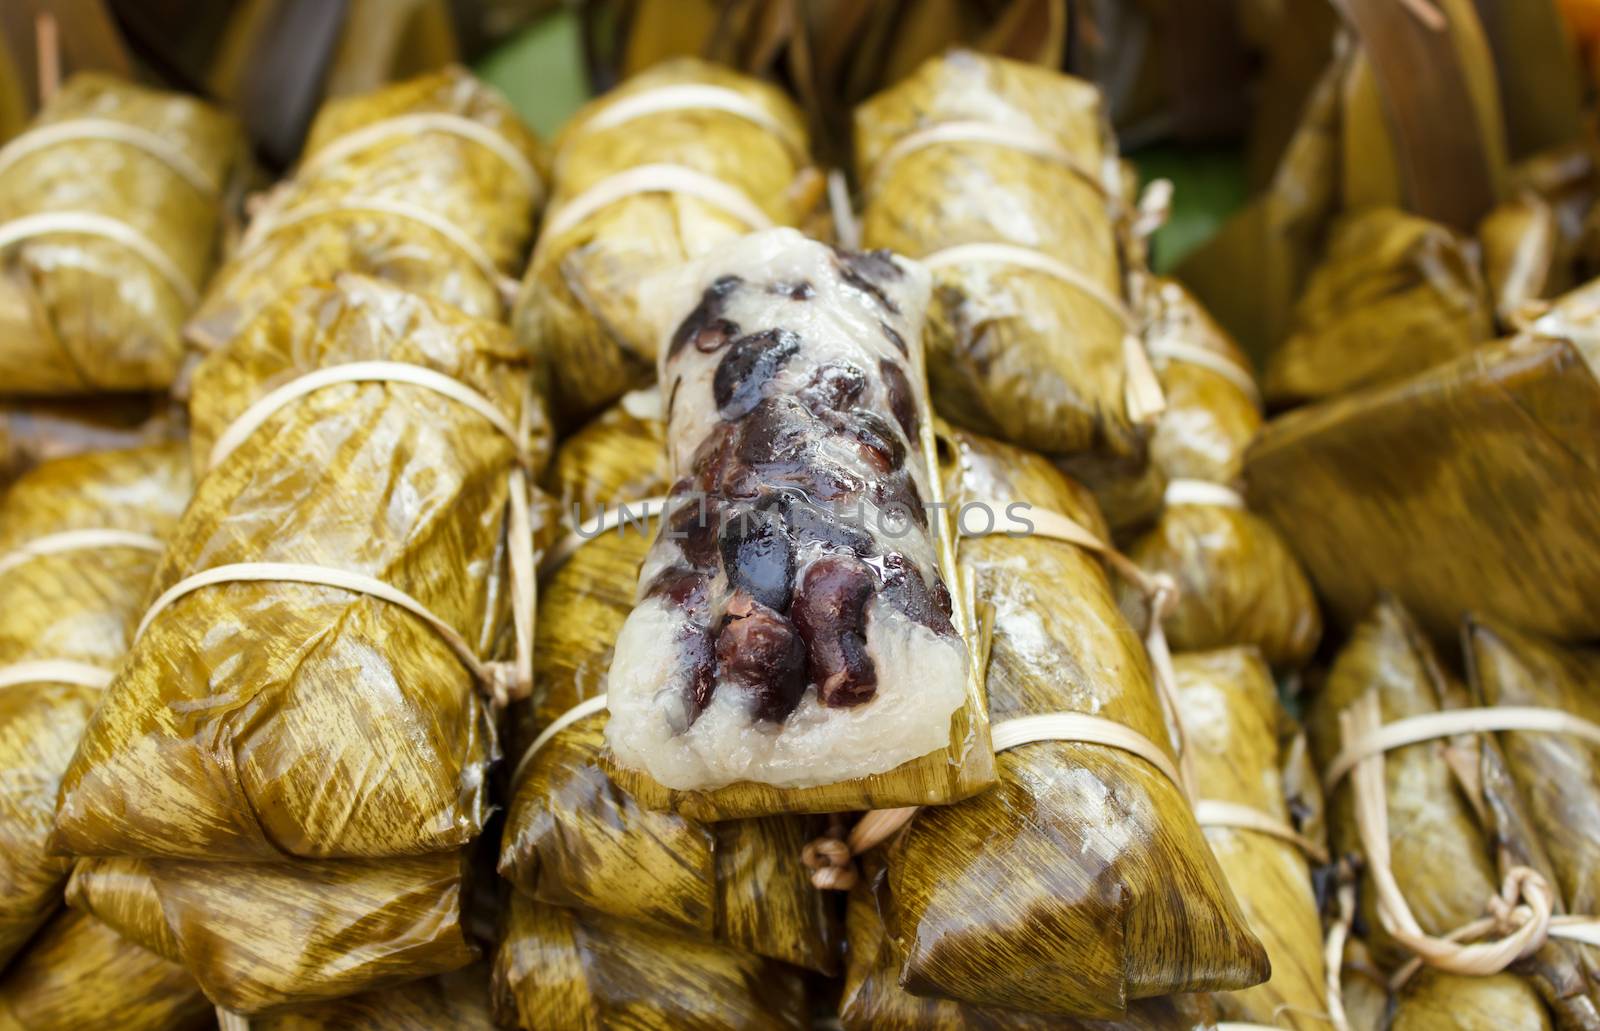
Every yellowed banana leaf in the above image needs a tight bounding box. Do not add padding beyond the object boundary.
[1472,0,1585,162]
[499,401,839,972]
[0,396,183,489]
[855,50,1147,459]
[515,58,818,426]
[1052,449,1167,542]
[188,66,543,354]
[1391,970,1552,1031]
[1120,278,1321,667]
[1510,141,1600,299]
[1245,283,1600,645]
[252,963,490,1030]
[0,909,211,1031]
[1480,192,1560,329]
[839,870,1221,1029]
[0,443,191,969]
[1465,619,1600,995]
[1340,937,1392,1031]
[54,274,545,860]
[0,74,241,395]
[491,891,807,1031]
[870,428,1264,1018]
[1174,647,1329,1028]
[601,230,992,820]
[1264,207,1494,406]
[1305,600,1588,1025]
[65,852,476,1014]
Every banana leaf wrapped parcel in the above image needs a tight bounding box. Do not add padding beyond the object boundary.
[867,428,1265,1018]
[603,229,992,820]
[516,58,820,425]
[64,852,477,1014]
[1306,601,1593,1028]
[0,74,241,395]
[839,868,1221,1030]
[1122,279,1320,668]
[492,891,807,1031]
[499,400,839,972]
[855,50,1156,459]
[1264,206,1494,406]
[1465,620,1600,996]
[187,66,544,354]
[252,964,491,1030]
[0,908,211,1031]
[1174,647,1330,1028]
[1246,282,1600,644]
[54,274,549,861]
[0,443,190,968]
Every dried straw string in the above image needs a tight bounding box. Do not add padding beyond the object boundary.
[575,83,805,162]
[293,112,544,201]
[1144,336,1263,408]
[135,360,538,709]
[0,211,200,306]
[1164,479,1247,509]
[0,118,223,196]
[865,120,1112,202]
[803,500,1198,891]
[0,530,167,692]
[1325,692,1600,987]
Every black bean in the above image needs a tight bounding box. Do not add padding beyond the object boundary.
[791,556,878,707]
[646,567,711,619]
[833,247,902,314]
[667,496,720,569]
[713,329,803,419]
[878,320,908,356]
[679,623,717,723]
[879,358,919,439]
[668,275,743,359]
[769,280,814,301]
[797,362,866,412]
[719,504,795,612]
[873,553,954,636]
[715,594,807,722]
[763,493,875,556]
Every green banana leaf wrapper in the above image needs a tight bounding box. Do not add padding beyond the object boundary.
[188,66,543,355]
[491,890,807,1031]
[840,867,1220,1029]
[498,401,840,973]
[0,443,191,968]
[1305,600,1590,1028]
[0,74,242,395]
[0,396,183,490]
[871,428,1265,1018]
[515,58,819,426]
[1245,280,1600,644]
[252,964,491,1030]
[65,853,476,1015]
[1174,647,1330,1028]
[1465,620,1600,1004]
[1120,279,1321,668]
[855,50,1149,460]
[54,275,548,860]
[1265,206,1495,406]
[0,908,210,1031]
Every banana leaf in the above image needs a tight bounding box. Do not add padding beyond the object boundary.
[1174,647,1329,1028]
[1245,284,1600,645]
[1465,619,1600,1000]
[54,274,545,860]
[1305,600,1587,1026]
[871,428,1265,1018]
[839,869,1221,1029]
[0,909,211,1031]
[499,400,840,972]
[1391,970,1552,1030]
[0,74,241,396]
[603,229,992,819]
[491,891,807,1031]
[1121,279,1321,668]
[252,964,491,1030]
[0,395,182,489]
[0,443,190,968]
[1340,937,1392,1031]
[855,50,1147,459]
[65,852,476,1015]
[515,57,817,426]
[1264,207,1494,406]
[188,66,543,354]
